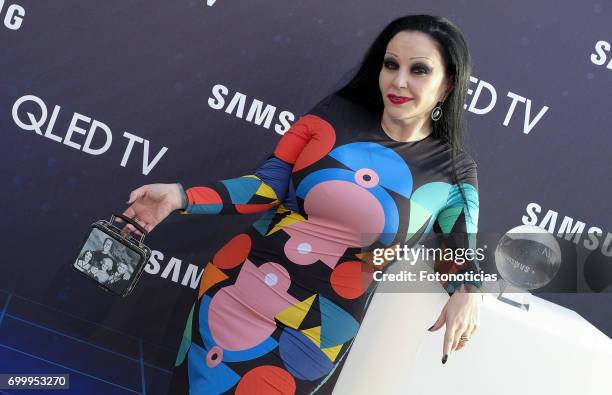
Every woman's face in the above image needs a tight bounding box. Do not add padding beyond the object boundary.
[84,251,92,262]
[378,30,453,123]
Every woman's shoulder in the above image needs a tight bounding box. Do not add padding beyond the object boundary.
[457,148,478,168]
[305,91,373,129]
[436,138,477,167]
[454,147,478,187]
[306,92,340,117]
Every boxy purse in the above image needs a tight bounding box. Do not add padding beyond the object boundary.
[72,213,152,297]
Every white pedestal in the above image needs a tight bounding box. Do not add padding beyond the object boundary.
[333,262,612,395]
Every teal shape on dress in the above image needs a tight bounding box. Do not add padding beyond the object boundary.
[175,303,194,366]
[318,295,359,348]
[436,206,463,235]
[410,182,452,236]
[220,176,261,204]
[186,204,223,214]
[446,183,478,234]
[252,208,277,235]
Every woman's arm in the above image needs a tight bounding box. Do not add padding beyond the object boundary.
[119,96,335,235]
[432,160,482,297]
[428,160,483,362]
[175,155,289,215]
[177,112,336,216]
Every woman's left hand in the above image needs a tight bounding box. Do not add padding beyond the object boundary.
[428,283,482,364]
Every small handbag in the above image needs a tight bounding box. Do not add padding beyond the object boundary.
[72,213,151,297]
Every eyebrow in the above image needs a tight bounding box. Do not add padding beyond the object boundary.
[385,52,433,61]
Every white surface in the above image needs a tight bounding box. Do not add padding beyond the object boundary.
[333,261,612,395]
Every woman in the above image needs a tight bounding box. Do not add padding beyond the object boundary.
[89,237,116,274]
[119,14,483,394]
[75,250,94,272]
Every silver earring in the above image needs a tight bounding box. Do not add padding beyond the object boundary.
[431,101,443,121]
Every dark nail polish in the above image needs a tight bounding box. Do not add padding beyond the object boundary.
[441,354,448,364]
[427,325,435,331]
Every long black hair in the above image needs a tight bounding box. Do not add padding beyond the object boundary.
[334,14,474,219]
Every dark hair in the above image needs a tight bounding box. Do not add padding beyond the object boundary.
[80,250,93,261]
[334,14,474,218]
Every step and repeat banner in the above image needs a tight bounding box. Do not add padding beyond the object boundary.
[1,1,611,394]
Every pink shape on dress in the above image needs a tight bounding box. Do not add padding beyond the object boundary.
[208,259,299,351]
[206,346,224,368]
[284,180,385,268]
[354,167,379,188]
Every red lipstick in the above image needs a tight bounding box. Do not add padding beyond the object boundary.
[387,94,414,104]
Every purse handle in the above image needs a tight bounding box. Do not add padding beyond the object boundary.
[110,212,148,244]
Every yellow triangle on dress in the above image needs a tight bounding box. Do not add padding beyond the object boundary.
[301,326,321,347]
[267,212,306,235]
[256,182,277,200]
[275,294,317,329]
[321,344,343,362]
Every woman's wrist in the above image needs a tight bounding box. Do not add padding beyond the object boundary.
[459,283,484,300]
[462,283,483,293]
[175,183,188,210]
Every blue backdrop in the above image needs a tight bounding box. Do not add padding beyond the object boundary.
[1,1,611,394]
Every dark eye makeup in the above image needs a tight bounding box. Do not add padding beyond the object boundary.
[383,58,430,74]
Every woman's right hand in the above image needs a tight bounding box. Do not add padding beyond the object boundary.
[116,183,184,236]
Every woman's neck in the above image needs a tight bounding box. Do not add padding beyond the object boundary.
[381,111,433,142]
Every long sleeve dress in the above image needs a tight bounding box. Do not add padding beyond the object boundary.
[167,92,482,395]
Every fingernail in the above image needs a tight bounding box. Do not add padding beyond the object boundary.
[441,354,448,364]
[427,325,435,331]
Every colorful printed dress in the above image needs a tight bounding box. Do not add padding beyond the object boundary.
[168,93,482,395]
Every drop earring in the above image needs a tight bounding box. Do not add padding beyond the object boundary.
[431,101,443,121]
